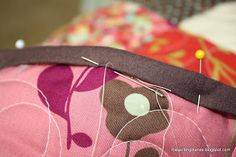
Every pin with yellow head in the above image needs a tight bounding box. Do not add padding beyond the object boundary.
[195,49,205,60]
[195,49,205,74]
[195,49,205,113]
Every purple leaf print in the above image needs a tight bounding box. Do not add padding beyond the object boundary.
[75,67,118,92]
[72,133,92,148]
[37,65,73,120]
[37,66,116,150]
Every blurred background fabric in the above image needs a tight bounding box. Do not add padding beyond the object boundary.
[180,1,236,52]
[43,1,236,88]
[133,0,235,23]
[0,0,80,48]
[0,0,236,48]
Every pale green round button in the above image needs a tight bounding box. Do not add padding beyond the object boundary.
[124,93,150,116]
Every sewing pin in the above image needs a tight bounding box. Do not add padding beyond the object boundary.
[81,56,164,97]
[195,49,205,112]
[15,39,25,49]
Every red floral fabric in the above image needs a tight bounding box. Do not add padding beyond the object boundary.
[45,2,236,88]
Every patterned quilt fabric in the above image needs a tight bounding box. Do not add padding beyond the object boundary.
[0,2,236,157]
[46,2,236,88]
[0,65,235,157]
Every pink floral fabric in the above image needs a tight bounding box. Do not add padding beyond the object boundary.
[0,65,235,157]
[1,1,236,157]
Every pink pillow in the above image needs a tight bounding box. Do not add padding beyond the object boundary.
[0,46,235,157]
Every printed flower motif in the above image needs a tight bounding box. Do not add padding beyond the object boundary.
[134,147,159,157]
[37,66,117,150]
[101,80,169,141]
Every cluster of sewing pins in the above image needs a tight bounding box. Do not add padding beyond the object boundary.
[13,38,205,113]
[12,38,207,115]
[82,49,206,113]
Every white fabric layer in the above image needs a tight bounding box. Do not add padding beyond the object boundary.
[180,2,236,54]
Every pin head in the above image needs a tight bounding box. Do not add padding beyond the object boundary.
[15,39,25,49]
[195,50,205,60]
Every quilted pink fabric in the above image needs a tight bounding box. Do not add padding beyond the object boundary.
[0,65,235,157]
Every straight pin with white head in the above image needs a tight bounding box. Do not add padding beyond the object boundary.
[15,39,28,72]
[15,39,25,49]
[195,49,205,112]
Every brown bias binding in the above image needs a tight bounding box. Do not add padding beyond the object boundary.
[0,46,236,116]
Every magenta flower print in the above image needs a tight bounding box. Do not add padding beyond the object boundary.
[37,65,118,150]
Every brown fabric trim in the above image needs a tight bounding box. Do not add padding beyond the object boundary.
[0,46,236,116]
